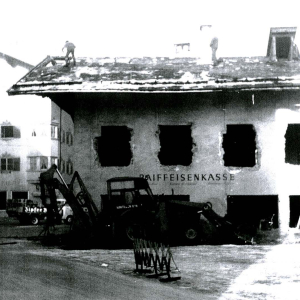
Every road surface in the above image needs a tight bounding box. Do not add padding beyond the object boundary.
[1,221,300,299]
[0,242,203,300]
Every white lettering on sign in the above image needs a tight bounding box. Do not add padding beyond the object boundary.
[24,207,47,213]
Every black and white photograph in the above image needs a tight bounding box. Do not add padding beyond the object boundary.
[1,0,300,299]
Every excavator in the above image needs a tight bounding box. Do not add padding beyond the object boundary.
[39,165,252,248]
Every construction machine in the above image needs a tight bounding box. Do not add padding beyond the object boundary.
[39,165,250,247]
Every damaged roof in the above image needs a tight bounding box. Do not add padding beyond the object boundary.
[0,52,34,71]
[7,55,300,95]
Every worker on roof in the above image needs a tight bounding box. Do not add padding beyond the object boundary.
[210,37,218,64]
[62,41,76,66]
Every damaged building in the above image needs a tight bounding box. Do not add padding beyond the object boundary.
[7,27,300,233]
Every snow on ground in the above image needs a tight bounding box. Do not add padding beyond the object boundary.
[219,232,300,300]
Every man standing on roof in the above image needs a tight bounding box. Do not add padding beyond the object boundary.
[210,36,218,64]
[62,41,76,66]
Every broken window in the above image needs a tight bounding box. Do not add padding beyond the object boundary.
[96,126,132,167]
[289,196,300,227]
[158,125,193,166]
[223,124,256,167]
[285,124,300,165]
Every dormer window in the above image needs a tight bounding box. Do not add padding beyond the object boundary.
[1,125,21,138]
[267,27,298,61]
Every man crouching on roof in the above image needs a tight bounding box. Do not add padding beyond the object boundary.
[62,41,76,66]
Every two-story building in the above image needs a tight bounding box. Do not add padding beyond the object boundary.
[0,53,74,215]
[7,27,300,233]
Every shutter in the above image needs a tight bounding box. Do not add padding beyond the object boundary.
[1,159,6,171]
[13,158,20,171]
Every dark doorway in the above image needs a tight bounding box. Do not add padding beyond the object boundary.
[0,192,6,210]
[289,196,300,227]
[227,195,279,229]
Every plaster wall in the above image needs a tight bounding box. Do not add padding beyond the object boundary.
[72,91,300,230]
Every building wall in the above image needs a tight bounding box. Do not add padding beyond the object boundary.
[72,91,300,231]
[51,101,74,183]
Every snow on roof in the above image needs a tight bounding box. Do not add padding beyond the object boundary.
[7,55,300,95]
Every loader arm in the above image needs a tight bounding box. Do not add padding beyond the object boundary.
[40,165,99,234]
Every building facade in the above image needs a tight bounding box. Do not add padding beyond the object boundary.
[0,53,74,215]
[8,28,300,232]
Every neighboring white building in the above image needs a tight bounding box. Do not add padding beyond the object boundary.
[0,53,74,215]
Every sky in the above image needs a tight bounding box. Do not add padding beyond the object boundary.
[2,0,300,65]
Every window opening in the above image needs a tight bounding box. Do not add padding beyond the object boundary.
[51,157,58,166]
[66,132,73,145]
[285,124,300,165]
[289,196,300,227]
[61,130,65,143]
[276,36,291,59]
[158,125,193,166]
[51,125,58,139]
[1,158,20,171]
[1,126,20,138]
[223,124,256,167]
[12,192,28,200]
[60,159,65,173]
[96,126,132,167]
[66,160,73,175]
[1,126,13,138]
[0,192,6,210]
[29,157,38,171]
[40,157,48,170]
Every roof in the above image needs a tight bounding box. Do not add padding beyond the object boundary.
[7,55,300,95]
[0,52,34,71]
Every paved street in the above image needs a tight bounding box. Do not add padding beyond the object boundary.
[1,219,300,299]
